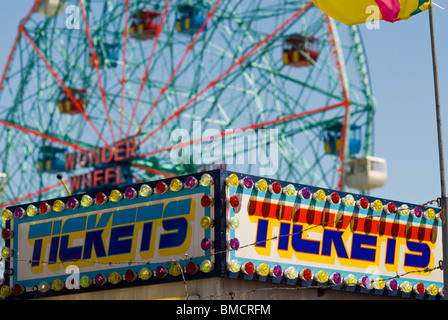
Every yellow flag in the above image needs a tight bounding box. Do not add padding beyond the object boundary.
[312,0,430,25]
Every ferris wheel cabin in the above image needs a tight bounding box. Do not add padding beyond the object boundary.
[323,123,362,156]
[346,156,387,191]
[88,42,120,69]
[175,4,207,34]
[57,88,87,115]
[33,0,65,16]
[37,146,66,173]
[282,34,320,68]
[129,9,161,41]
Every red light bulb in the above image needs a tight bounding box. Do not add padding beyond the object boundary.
[39,202,51,214]
[156,181,168,194]
[358,197,369,209]
[301,268,312,281]
[387,202,396,213]
[414,282,425,294]
[229,195,239,208]
[330,192,340,204]
[1,228,11,241]
[270,181,281,194]
[12,284,24,296]
[185,261,198,275]
[95,192,107,205]
[125,269,137,282]
[242,262,254,275]
[201,195,212,208]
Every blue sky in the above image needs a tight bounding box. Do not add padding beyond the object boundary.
[0,1,447,207]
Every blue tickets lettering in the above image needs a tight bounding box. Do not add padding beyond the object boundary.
[159,217,188,250]
[321,229,349,259]
[83,230,107,259]
[404,241,430,268]
[108,225,134,256]
[291,225,320,255]
[351,233,377,262]
[27,197,195,266]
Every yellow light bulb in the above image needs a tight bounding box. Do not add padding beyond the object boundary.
[227,260,240,273]
[257,263,270,276]
[2,209,11,222]
[170,178,183,191]
[139,267,152,280]
[51,279,64,291]
[316,270,328,283]
[227,174,239,187]
[110,189,122,202]
[200,216,212,229]
[109,271,122,284]
[200,260,213,273]
[139,184,152,197]
[373,199,383,211]
[315,189,326,202]
[200,174,213,187]
[256,179,268,192]
[0,285,10,298]
[428,284,438,296]
[425,208,436,220]
[26,205,38,217]
[53,200,65,212]
[169,264,182,276]
[374,278,385,290]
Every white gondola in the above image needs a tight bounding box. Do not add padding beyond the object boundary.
[346,156,387,191]
[34,0,66,16]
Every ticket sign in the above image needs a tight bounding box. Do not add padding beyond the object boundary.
[1,171,218,299]
[225,172,444,299]
[1,170,444,299]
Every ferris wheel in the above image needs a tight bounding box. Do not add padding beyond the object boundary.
[0,0,379,208]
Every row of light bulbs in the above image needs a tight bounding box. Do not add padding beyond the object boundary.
[225,260,443,297]
[225,174,440,220]
[1,173,215,222]
[0,259,215,298]
[1,173,439,222]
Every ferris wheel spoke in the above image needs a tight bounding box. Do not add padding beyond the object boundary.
[20,28,110,147]
[78,0,117,144]
[0,0,40,96]
[119,0,130,141]
[324,16,352,190]
[130,163,176,178]
[0,181,62,209]
[136,1,314,148]
[138,99,345,160]
[0,118,87,152]
[125,0,171,140]
[127,0,222,141]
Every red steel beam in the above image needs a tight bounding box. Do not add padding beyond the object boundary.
[21,28,110,147]
[79,0,116,144]
[0,0,40,94]
[125,0,171,139]
[138,100,345,158]
[127,0,222,140]
[119,0,130,140]
[136,0,314,146]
